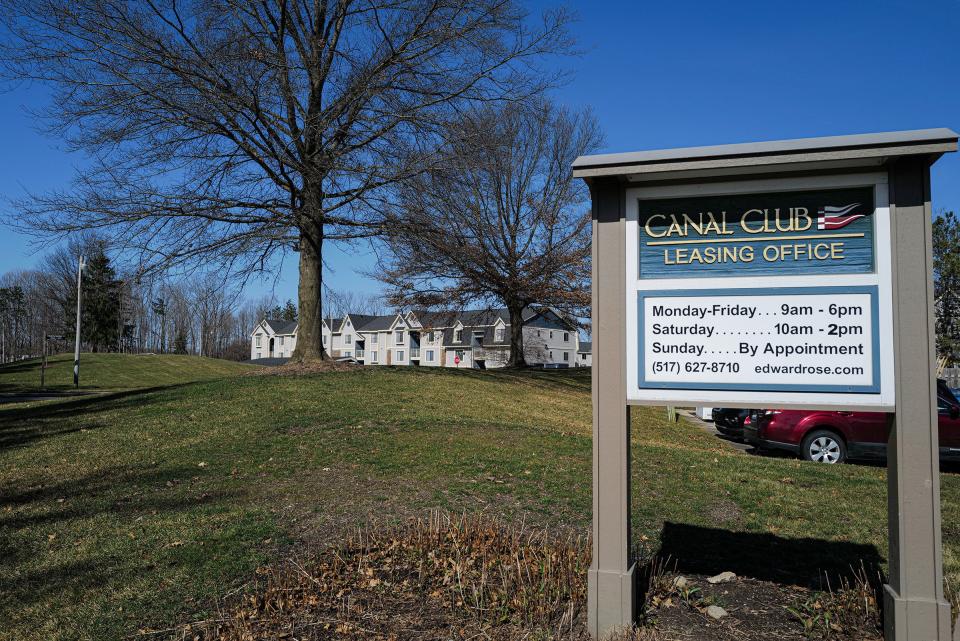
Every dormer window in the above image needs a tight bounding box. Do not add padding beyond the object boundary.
[455,329,463,342]
[495,328,504,342]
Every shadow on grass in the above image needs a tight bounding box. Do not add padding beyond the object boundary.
[651,522,884,590]
[0,463,244,609]
[0,385,192,451]
[388,364,592,394]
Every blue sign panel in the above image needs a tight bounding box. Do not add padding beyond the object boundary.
[638,187,875,279]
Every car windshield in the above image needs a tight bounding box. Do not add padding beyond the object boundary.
[938,379,959,406]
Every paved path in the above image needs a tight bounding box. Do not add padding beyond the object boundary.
[678,409,752,453]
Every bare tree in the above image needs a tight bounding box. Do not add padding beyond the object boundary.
[377,99,600,366]
[0,0,573,361]
[323,286,388,318]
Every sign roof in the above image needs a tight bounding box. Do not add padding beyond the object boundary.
[573,128,958,179]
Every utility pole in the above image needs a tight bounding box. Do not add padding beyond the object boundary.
[73,255,86,388]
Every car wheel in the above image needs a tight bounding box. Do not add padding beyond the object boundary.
[801,430,847,464]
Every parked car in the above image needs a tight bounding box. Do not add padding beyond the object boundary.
[743,379,960,464]
[711,408,750,439]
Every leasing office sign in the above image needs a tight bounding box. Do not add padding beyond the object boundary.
[627,181,893,408]
[638,187,875,278]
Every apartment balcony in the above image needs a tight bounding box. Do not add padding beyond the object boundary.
[355,349,365,359]
[410,348,421,359]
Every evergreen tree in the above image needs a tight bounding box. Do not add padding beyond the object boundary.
[65,247,121,352]
[173,328,188,355]
[151,297,167,352]
[0,286,26,361]
[281,300,297,322]
[934,211,960,362]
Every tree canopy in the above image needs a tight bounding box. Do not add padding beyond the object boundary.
[377,99,600,366]
[0,0,574,360]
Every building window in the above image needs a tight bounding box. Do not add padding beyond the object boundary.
[495,328,504,342]
[345,334,351,344]
[323,334,327,345]
[563,352,569,361]
[455,349,465,362]
[563,332,569,342]
[344,351,351,358]
[372,333,378,344]
[371,351,378,363]
[428,330,435,342]
[280,336,285,346]
[426,349,434,361]
[454,329,462,342]
[255,334,262,347]
[397,350,405,361]
[256,352,261,359]
[395,330,404,344]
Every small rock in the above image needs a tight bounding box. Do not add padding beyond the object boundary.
[707,571,737,584]
[672,575,690,589]
[706,605,728,620]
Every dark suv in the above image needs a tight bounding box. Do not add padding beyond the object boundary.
[743,379,960,464]
[711,408,750,439]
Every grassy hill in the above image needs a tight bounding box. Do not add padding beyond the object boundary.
[0,358,957,640]
[0,353,255,393]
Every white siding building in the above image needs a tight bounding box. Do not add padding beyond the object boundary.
[250,319,298,360]
[251,307,590,368]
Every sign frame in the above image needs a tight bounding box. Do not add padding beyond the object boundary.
[624,172,896,410]
[573,128,959,641]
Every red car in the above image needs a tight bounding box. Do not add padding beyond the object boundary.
[743,379,960,464]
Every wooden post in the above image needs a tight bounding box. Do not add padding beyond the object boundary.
[588,177,635,637]
[884,156,952,640]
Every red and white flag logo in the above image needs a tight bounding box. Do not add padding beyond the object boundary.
[817,203,865,230]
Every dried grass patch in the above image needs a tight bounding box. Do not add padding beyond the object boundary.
[169,511,599,640]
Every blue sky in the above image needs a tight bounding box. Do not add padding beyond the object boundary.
[1,0,958,305]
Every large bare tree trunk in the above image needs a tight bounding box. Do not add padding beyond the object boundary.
[292,212,327,362]
[506,302,527,368]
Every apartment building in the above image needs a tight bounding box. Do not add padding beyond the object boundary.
[250,307,589,368]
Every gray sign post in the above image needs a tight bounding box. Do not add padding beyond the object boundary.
[574,129,958,640]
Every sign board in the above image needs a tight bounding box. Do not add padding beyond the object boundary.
[625,177,894,409]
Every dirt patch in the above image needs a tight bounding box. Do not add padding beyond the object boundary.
[643,564,882,641]
[705,498,744,527]
[245,359,359,376]
[252,464,436,545]
[647,574,813,640]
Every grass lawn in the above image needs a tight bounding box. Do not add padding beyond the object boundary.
[0,353,255,394]
[0,356,957,640]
